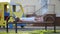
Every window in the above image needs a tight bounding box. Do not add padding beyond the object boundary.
[12,5,16,12]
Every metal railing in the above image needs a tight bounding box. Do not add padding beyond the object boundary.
[34,4,55,16]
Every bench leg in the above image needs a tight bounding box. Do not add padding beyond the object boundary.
[54,25,56,33]
[45,24,47,30]
[6,23,8,33]
[15,23,17,33]
[45,26,47,30]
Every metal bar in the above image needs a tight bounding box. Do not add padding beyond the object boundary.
[54,22,56,33]
[54,25,56,33]
[15,22,17,33]
[45,23,47,30]
[6,23,8,33]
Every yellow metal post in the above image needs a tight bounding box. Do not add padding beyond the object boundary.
[0,2,9,26]
[13,2,24,18]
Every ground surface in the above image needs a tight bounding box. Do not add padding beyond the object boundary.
[0,26,60,34]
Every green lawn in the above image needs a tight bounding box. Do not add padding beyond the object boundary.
[0,30,60,34]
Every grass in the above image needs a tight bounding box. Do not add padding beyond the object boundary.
[0,30,60,34]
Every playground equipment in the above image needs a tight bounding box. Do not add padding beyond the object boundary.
[0,2,26,28]
[8,3,24,22]
[8,2,26,28]
[0,2,9,27]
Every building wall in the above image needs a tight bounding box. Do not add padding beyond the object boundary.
[10,0,41,14]
[48,0,60,17]
[1,0,60,17]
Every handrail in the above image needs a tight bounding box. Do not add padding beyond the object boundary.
[34,4,55,15]
[34,4,47,14]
